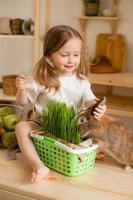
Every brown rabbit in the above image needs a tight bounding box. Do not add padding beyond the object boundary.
[78,97,133,169]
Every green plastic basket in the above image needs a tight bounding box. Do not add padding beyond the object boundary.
[30,131,98,176]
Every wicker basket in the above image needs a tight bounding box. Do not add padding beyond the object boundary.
[3,75,17,96]
[10,18,24,35]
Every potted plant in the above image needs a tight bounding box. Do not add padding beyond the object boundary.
[83,0,100,16]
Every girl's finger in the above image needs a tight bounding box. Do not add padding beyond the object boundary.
[94,115,101,120]
[95,107,104,114]
[93,111,102,117]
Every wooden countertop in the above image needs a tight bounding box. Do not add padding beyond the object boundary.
[88,72,133,88]
[0,149,132,200]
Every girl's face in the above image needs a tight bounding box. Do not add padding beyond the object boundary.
[50,37,82,76]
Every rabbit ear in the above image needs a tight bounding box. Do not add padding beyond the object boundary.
[98,96,106,106]
[91,97,106,115]
[94,97,106,107]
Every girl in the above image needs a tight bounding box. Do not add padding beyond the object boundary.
[15,25,106,183]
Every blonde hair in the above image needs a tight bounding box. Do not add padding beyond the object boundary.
[33,25,89,91]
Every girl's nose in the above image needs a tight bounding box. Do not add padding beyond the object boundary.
[68,55,73,63]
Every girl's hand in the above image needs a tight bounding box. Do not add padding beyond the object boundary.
[93,104,106,120]
[16,74,27,91]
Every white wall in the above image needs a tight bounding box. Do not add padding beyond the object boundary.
[118,0,133,72]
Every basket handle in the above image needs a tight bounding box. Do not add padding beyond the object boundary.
[30,130,45,140]
[30,131,56,144]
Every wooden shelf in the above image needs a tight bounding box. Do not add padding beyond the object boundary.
[78,15,119,43]
[89,72,133,88]
[78,16,119,21]
[0,89,16,102]
[96,93,133,117]
[88,72,133,117]
[0,35,34,39]
[78,1,132,118]
[0,0,40,66]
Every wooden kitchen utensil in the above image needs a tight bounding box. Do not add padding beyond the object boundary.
[90,33,127,73]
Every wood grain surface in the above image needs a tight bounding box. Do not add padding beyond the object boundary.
[0,149,132,200]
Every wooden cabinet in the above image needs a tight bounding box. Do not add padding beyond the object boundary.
[79,0,119,41]
[78,1,133,118]
[0,0,40,67]
[0,0,52,98]
[78,15,118,44]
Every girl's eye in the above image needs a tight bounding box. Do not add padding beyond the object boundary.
[60,54,80,57]
[61,54,67,57]
[79,116,87,124]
